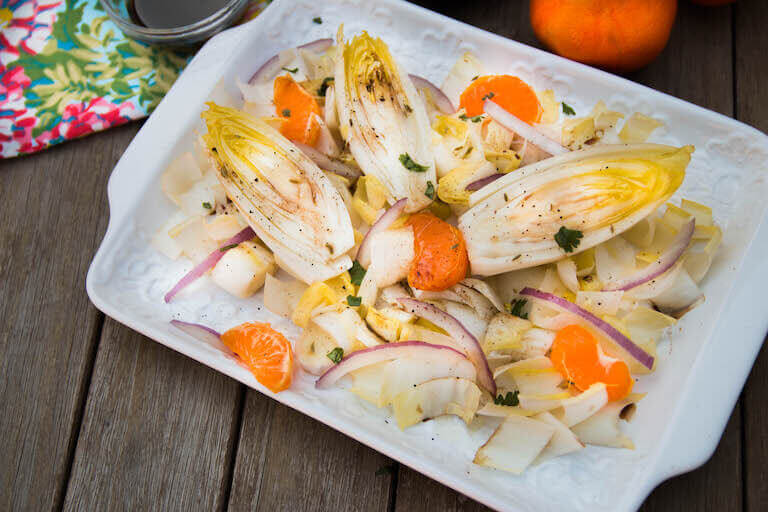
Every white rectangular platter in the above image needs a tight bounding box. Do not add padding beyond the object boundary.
[86,0,768,510]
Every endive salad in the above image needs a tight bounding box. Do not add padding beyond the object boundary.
[153,28,722,475]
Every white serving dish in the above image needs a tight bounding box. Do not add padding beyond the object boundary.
[86,0,768,510]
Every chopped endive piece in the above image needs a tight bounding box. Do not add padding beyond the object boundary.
[202,103,354,284]
[379,353,477,407]
[335,28,436,212]
[473,415,555,474]
[532,411,583,464]
[571,393,644,449]
[554,382,608,427]
[392,377,481,429]
[210,241,276,298]
[619,112,663,143]
[460,144,692,275]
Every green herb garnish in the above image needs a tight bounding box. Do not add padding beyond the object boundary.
[327,347,344,363]
[481,91,495,101]
[470,115,482,123]
[219,243,238,252]
[459,113,469,121]
[202,201,212,209]
[494,390,519,407]
[349,260,366,286]
[282,66,298,73]
[562,102,576,116]
[399,153,429,173]
[425,181,436,200]
[505,299,529,320]
[347,295,362,307]
[313,16,322,24]
[554,226,583,253]
[281,109,291,117]
[318,76,334,97]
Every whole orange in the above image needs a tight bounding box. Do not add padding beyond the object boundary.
[530,0,678,72]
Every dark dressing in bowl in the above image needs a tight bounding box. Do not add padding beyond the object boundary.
[128,0,232,29]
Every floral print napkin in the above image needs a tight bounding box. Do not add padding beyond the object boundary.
[0,0,267,158]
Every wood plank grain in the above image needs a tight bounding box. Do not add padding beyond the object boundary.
[62,318,242,511]
[227,393,394,512]
[0,124,139,511]
[735,1,768,511]
[394,1,742,511]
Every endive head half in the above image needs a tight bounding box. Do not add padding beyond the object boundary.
[459,144,692,275]
[202,103,354,283]
[335,27,435,213]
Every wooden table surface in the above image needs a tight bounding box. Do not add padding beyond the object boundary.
[2,1,767,510]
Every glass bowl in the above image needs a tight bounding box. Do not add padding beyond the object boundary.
[98,0,250,46]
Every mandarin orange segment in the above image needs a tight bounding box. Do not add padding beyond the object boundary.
[459,75,542,122]
[221,322,293,393]
[550,324,632,401]
[406,213,469,292]
[273,75,322,145]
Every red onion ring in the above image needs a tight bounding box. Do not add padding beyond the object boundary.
[409,74,455,114]
[164,227,256,303]
[397,298,496,395]
[171,320,221,343]
[356,198,407,268]
[466,173,504,192]
[315,340,469,389]
[519,287,654,370]
[604,218,695,292]
[484,99,568,156]
[294,142,361,181]
[249,38,334,84]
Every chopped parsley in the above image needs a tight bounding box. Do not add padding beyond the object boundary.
[281,66,298,73]
[312,16,322,24]
[327,347,344,363]
[481,91,495,101]
[425,180,436,200]
[318,76,334,97]
[349,260,366,286]
[219,243,238,252]
[281,108,291,117]
[494,390,519,407]
[399,153,429,173]
[347,295,362,307]
[505,299,529,320]
[562,102,576,116]
[459,113,483,122]
[202,201,212,209]
[554,226,583,253]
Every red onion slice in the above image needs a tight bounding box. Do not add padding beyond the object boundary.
[249,39,334,84]
[397,298,496,394]
[164,227,256,303]
[466,173,504,192]
[409,74,456,114]
[520,287,654,370]
[294,142,361,181]
[356,198,408,268]
[315,340,468,389]
[484,99,568,156]
[603,219,695,292]
[298,38,333,53]
[171,319,221,343]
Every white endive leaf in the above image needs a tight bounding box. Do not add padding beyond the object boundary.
[335,28,436,212]
[202,103,354,284]
[459,144,692,276]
